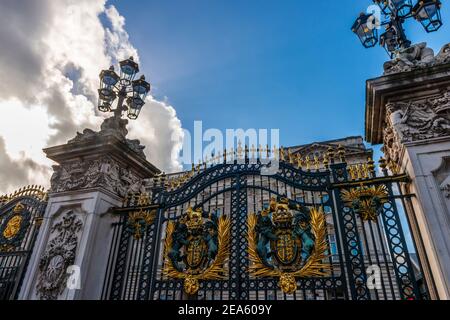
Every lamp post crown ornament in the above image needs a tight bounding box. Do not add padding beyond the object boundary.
[67,57,151,157]
[98,56,151,121]
[351,1,449,74]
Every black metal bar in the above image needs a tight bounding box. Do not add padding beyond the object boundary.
[330,163,371,300]
[379,184,421,300]
[108,215,131,300]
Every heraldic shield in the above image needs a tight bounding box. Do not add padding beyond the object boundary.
[248,197,329,294]
[163,207,230,295]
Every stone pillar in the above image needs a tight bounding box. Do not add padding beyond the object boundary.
[365,42,450,300]
[19,115,160,300]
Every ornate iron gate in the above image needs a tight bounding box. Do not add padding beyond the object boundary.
[102,150,429,300]
[0,186,48,300]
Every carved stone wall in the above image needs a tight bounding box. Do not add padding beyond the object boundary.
[367,53,450,299]
[36,212,83,300]
[50,156,143,197]
[383,90,450,171]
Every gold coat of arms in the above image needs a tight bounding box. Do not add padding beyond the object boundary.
[163,207,230,295]
[247,197,330,294]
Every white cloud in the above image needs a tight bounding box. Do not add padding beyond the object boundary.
[0,0,183,194]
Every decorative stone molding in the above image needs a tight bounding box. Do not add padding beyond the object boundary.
[384,42,450,75]
[36,214,83,300]
[386,93,450,142]
[382,91,450,169]
[440,180,450,198]
[382,123,403,171]
[50,156,144,197]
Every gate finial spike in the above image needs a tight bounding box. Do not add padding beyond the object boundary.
[314,155,320,171]
[379,156,388,176]
[327,147,335,164]
[280,146,285,162]
[337,145,346,163]
[323,155,329,168]
[305,155,311,171]
[297,154,304,169]
[367,157,376,177]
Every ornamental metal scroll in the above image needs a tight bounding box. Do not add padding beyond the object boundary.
[0,203,31,251]
[123,192,157,240]
[341,185,389,221]
[0,186,47,252]
[0,185,48,300]
[247,197,330,294]
[163,207,230,295]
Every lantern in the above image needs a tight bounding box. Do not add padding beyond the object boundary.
[119,56,139,85]
[352,13,379,48]
[413,0,443,33]
[380,27,397,55]
[373,0,392,15]
[132,75,151,102]
[98,89,117,112]
[126,97,145,120]
[389,0,413,18]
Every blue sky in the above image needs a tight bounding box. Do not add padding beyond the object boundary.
[110,0,450,152]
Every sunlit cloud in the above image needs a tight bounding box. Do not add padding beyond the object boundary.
[0,0,184,194]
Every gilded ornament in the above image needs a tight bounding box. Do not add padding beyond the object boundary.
[127,209,156,239]
[163,207,230,295]
[279,273,297,295]
[247,197,330,294]
[184,275,200,295]
[3,215,23,240]
[341,185,388,221]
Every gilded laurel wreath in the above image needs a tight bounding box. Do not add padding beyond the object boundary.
[341,185,388,221]
[247,206,329,293]
[163,214,231,294]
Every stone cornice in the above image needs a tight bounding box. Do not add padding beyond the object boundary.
[43,133,160,179]
[366,62,450,144]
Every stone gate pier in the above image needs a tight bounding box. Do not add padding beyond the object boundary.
[366,43,450,299]
[18,115,159,300]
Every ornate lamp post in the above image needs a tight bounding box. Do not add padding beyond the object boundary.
[352,0,443,57]
[98,56,151,120]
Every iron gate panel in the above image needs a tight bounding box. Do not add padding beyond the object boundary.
[0,187,47,300]
[103,159,428,301]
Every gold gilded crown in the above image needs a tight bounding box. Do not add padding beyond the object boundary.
[185,207,203,229]
[270,198,293,224]
[13,203,25,214]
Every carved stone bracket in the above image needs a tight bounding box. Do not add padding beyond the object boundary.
[36,214,83,300]
[384,42,450,75]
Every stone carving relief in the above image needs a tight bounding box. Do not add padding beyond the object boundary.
[432,157,450,200]
[439,177,450,199]
[382,124,402,170]
[383,91,450,168]
[386,94,450,142]
[384,42,450,75]
[36,214,83,300]
[50,156,144,197]
[436,43,450,65]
